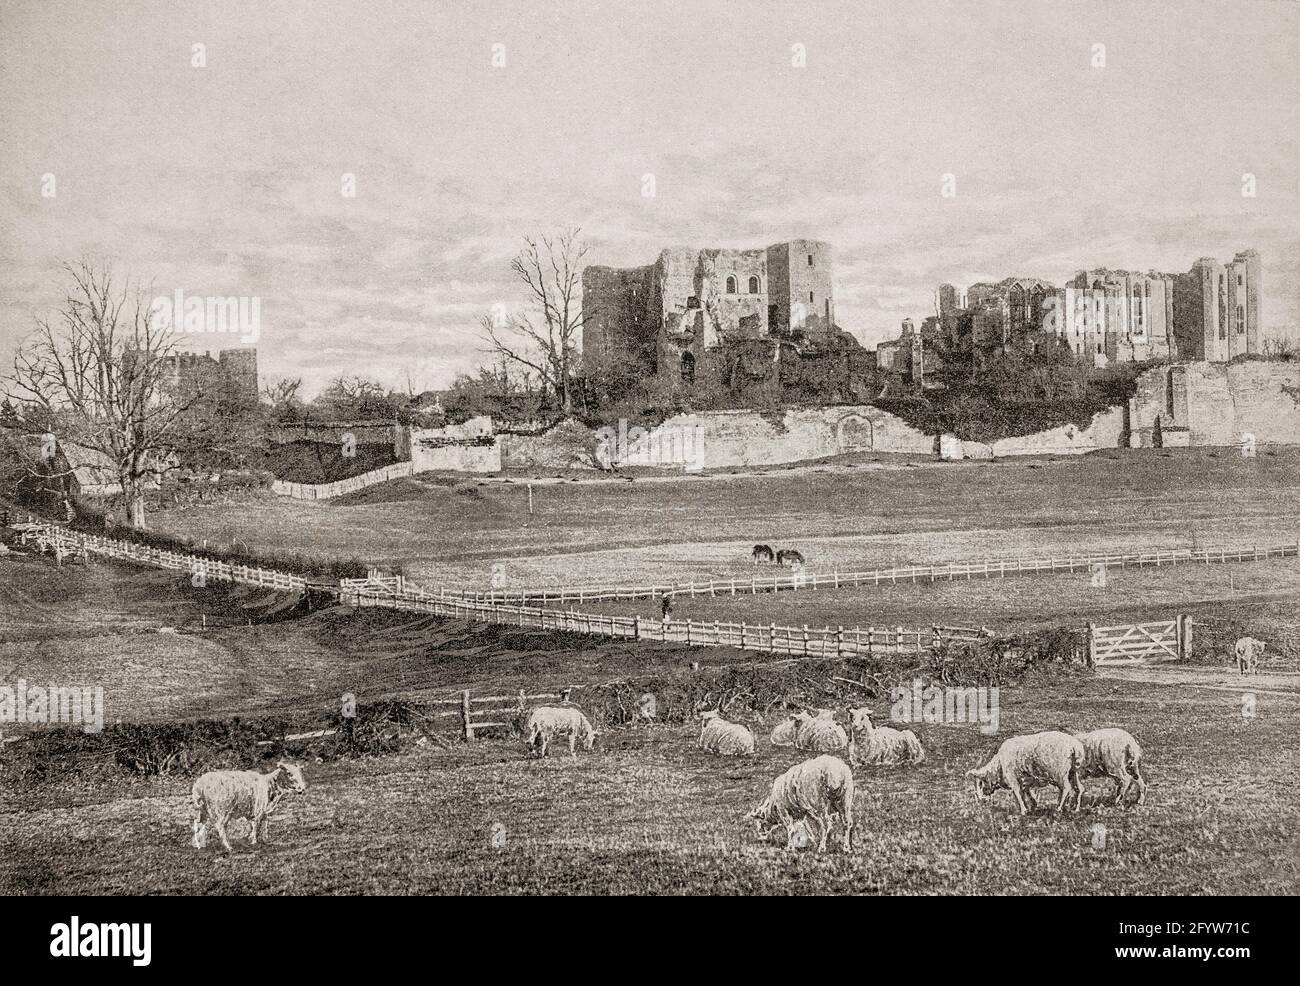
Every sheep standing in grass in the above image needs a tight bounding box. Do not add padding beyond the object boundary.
[525,706,598,758]
[965,731,1084,815]
[698,710,756,756]
[846,707,925,766]
[794,709,849,753]
[191,761,307,853]
[748,755,854,853]
[1075,728,1147,806]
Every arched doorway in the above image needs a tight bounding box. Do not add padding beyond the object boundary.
[836,413,874,451]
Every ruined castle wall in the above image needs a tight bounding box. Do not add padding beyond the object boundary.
[409,437,501,473]
[617,405,933,470]
[499,419,600,470]
[956,407,1126,458]
[1128,360,1300,447]
[656,248,768,350]
[581,264,657,368]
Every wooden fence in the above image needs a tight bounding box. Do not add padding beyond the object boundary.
[343,583,983,656]
[271,461,413,501]
[413,687,576,741]
[14,524,307,592]
[11,523,979,657]
[441,541,1300,605]
[1088,615,1191,665]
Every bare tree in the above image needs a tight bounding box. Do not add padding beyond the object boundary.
[479,227,587,416]
[3,261,191,529]
[262,376,302,408]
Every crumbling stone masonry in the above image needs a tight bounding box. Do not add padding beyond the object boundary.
[581,240,835,379]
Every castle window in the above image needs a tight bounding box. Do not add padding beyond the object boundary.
[808,291,814,304]
[725,276,737,294]
[807,254,814,267]
[686,296,699,309]
[1236,306,1245,334]
[748,276,760,294]
[680,351,696,383]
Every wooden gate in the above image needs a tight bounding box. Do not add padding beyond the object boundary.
[1089,616,1190,665]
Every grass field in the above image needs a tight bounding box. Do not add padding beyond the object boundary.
[4,671,1297,895]
[148,448,1300,598]
[4,445,1299,895]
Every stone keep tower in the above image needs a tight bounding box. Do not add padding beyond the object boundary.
[580,239,836,381]
[1173,250,1261,362]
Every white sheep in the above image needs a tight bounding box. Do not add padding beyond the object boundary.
[769,715,800,748]
[748,755,854,853]
[846,707,925,766]
[191,761,307,852]
[793,709,849,753]
[525,706,598,758]
[1074,727,1147,806]
[698,710,756,756]
[965,731,1084,814]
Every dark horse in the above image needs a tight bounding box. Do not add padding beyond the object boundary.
[776,549,805,567]
[752,544,775,565]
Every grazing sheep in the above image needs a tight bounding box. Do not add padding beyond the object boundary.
[966,731,1084,815]
[751,543,775,565]
[525,706,598,758]
[794,709,849,753]
[775,548,805,568]
[748,755,854,852]
[191,761,307,853]
[698,710,756,756]
[846,707,925,766]
[1075,728,1147,806]
[1235,637,1266,675]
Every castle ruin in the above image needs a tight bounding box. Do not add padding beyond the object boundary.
[581,240,835,379]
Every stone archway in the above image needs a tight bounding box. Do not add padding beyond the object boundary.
[835,412,874,451]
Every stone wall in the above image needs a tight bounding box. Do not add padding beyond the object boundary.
[499,419,600,470]
[618,405,933,470]
[956,407,1126,458]
[409,438,501,473]
[1128,360,1300,447]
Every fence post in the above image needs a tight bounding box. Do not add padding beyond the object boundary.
[769,622,776,653]
[1086,622,1097,669]
[633,615,640,640]
[803,624,809,656]
[836,626,844,658]
[460,689,474,742]
[1177,614,1192,661]
[932,624,941,650]
[740,622,746,649]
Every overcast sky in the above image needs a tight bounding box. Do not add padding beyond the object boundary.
[1,0,1296,395]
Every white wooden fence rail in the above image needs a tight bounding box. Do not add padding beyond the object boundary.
[440,541,1300,605]
[271,461,414,501]
[12,523,979,657]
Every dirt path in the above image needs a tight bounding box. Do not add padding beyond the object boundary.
[1095,663,1300,695]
